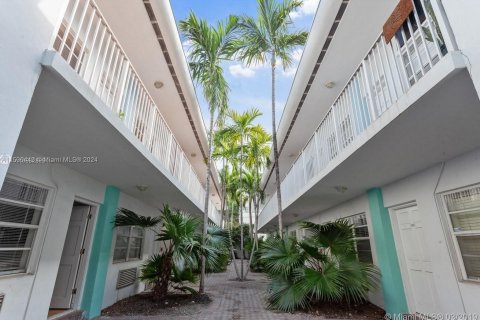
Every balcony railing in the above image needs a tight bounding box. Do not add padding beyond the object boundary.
[260,0,451,226]
[52,0,213,215]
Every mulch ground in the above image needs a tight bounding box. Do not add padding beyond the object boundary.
[305,300,386,319]
[101,292,211,316]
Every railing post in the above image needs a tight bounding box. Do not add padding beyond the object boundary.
[115,61,130,113]
[360,61,378,122]
[424,0,457,52]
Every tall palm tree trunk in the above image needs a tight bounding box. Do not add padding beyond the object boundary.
[248,197,253,237]
[199,111,215,294]
[220,159,227,228]
[271,53,283,238]
[228,197,240,279]
[239,135,244,280]
[245,193,259,279]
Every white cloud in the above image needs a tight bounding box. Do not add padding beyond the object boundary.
[182,39,193,56]
[282,67,297,77]
[229,64,256,78]
[280,49,303,77]
[290,0,320,20]
[292,48,303,62]
[228,61,267,78]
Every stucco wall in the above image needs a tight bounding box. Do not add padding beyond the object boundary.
[382,148,480,314]
[102,192,160,309]
[0,145,163,319]
[0,0,68,185]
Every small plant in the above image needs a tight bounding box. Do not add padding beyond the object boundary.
[259,219,380,312]
[115,205,229,300]
[118,111,125,120]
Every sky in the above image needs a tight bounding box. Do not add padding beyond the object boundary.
[170,0,320,133]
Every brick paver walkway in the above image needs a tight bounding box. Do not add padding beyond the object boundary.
[99,261,342,320]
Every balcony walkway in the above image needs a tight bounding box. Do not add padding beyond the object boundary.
[99,261,357,320]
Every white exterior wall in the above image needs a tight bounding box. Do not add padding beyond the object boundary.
[0,145,161,319]
[286,195,384,308]
[382,147,480,314]
[0,0,67,185]
[0,145,105,320]
[102,192,160,309]
[442,0,480,96]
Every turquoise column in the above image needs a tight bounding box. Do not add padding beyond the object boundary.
[367,188,408,316]
[81,186,120,319]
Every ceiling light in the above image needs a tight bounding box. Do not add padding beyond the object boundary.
[136,185,149,192]
[324,81,335,89]
[154,81,164,89]
[334,186,348,193]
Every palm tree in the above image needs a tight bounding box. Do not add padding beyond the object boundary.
[180,13,238,293]
[220,108,263,280]
[234,0,308,236]
[243,127,271,276]
[259,219,379,312]
[212,132,242,279]
[115,205,228,300]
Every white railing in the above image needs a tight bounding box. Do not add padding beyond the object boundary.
[261,0,450,225]
[53,0,211,213]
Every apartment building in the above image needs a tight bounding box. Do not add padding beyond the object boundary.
[0,0,222,319]
[259,0,480,317]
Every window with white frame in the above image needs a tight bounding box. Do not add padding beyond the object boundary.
[0,177,49,275]
[348,213,373,263]
[113,225,144,263]
[443,186,480,281]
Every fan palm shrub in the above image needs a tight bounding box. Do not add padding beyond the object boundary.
[115,205,229,300]
[259,219,379,312]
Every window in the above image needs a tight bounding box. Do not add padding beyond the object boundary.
[348,213,373,263]
[327,134,338,160]
[443,186,480,281]
[0,177,49,275]
[339,116,354,148]
[113,225,144,263]
[53,20,89,71]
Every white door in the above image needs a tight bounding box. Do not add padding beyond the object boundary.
[50,205,90,309]
[393,205,439,316]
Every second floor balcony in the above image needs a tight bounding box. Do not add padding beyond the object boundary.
[17,0,221,224]
[259,0,479,231]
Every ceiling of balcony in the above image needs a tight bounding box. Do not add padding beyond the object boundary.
[18,65,207,218]
[263,0,399,197]
[95,0,222,206]
[260,67,480,232]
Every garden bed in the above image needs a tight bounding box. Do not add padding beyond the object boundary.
[101,292,211,316]
[304,300,385,319]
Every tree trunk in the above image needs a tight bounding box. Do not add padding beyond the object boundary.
[199,110,215,294]
[228,199,240,279]
[245,194,259,279]
[239,135,244,280]
[220,159,227,228]
[248,197,253,237]
[152,255,172,301]
[271,52,283,238]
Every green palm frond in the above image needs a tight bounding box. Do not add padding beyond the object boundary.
[115,208,161,229]
[260,236,305,276]
[260,218,380,311]
[138,254,165,284]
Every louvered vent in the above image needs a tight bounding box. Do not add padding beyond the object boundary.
[0,293,5,311]
[116,268,137,289]
[0,177,48,205]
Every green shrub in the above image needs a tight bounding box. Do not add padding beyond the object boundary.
[259,219,380,312]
